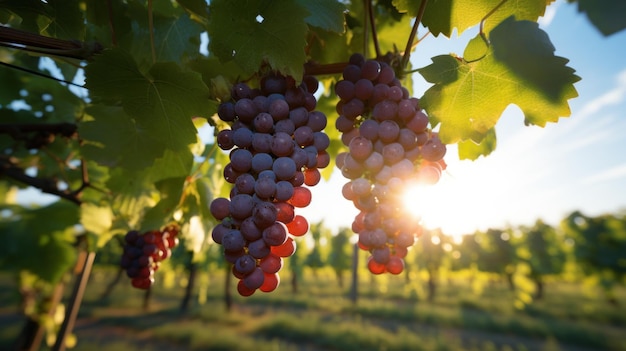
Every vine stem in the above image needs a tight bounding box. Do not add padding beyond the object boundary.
[0,25,102,60]
[0,62,84,88]
[106,0,118,46]
[366,0,381,58]
[477,0,509,47]
[400,0,429,70]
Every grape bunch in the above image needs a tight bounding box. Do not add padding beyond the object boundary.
[121,225,180,289]
[334,53,447,275]
[210,73,329,296]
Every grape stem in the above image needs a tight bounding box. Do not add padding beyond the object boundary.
[106,0,118,46]
[366,0,382,58]
[304,61,349,76]
[400,0,429,70]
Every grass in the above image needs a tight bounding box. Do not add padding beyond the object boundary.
[0,268,625,351]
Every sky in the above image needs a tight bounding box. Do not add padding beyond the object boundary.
[300,0,626,237]
[14,0,626,238]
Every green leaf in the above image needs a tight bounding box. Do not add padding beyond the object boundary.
[80,105,164,170]
[84,49,211,166]
[0,202,78,283]
[44,0,85,40]
[121,6,204,68]
[574,0,626,36]
[176,0,209,20]
[80,203,114,248]
[207,0,309,79]
[141,176,186,231]
[420,0,552,37]
[419,17,579,144]
[458,127,497,160]
[296,0,346,33]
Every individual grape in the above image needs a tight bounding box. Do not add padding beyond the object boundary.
[222,229,246,252]
[354,79,374,100]
[269,99,290,121]
[218,101,236,122]
[254,177,276,199]
[230,148,253,172]
[307,111,327,132]
[251,132,272,153]
[271,132,295,157]
[349,136,373,162]
[272,157,297,181]
[385,256,404,275]
[289,187,312,208]
[217,129,235,150]
[235,173,256,195]
[252,201,277,228]
[234,254,257,276]
[233,127,254,148]
[286,215,308,236]
[303,168,321,186]
[361,60,381,81]
[271,237,296,257]
[275,180,295,202]
[248,239,271,259]
[234,98,257,123]
[275,118,295,134]
[289,107,309,127]
[367,256,386,274]
[240,217,262,241]
[237,279,256,296]
[260,254,283,274]
[229,194,254,219]
[259,272,280,292]
[335,80,355,101]
[243,267,265,290]
[262,222,288,246]
[421,136,447,162]
[378,120,400,143]
[253,112,275,133]
[294,126,314,147]
[275,201,295,224]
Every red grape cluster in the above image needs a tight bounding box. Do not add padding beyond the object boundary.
[335,53,447,275]
[121,225,180,289]
[210,73,329,296]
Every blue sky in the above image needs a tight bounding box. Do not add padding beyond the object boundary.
[302,0,626,236]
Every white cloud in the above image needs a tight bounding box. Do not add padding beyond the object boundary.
[538,1,561,28]
[581,164,626,185]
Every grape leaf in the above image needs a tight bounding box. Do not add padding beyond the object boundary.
[80,105,165,169]
[0,202,78,283]
[141,176,186,232]
[80,202,114,248]
[84,49,211,163]
[458,128,497,160]
[176,0,209,20]
[207,0,309,79]
[296,0,346,33]
[419,17,579,145]
[414,0,552,37]
[44,0,84,40]
[573,0,626,36]
[121,5,203,68]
